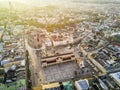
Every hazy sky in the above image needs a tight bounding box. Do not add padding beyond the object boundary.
[0,0,66,5]
[0,0,120,6]
[0,0,61,3]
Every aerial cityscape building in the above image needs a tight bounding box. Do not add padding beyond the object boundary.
[0,0,120,90]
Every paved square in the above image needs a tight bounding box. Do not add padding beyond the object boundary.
[43,61,78,83]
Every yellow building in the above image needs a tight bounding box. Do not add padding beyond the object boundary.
[33,83,60,90]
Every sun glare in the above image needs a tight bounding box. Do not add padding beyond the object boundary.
[0,0,28,3]
[0,0,60,6]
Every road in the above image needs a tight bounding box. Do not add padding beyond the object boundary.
[79,35,109,74]
[25,39,45,87]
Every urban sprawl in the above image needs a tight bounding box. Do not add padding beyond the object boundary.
[0,0,120,90]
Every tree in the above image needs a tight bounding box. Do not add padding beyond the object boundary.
[94,35,97,40]
[25,50,32,90]
[74,71,77,76]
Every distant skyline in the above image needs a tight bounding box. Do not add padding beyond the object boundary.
[1,0,120,4]
[0,0,61,3]
[0,0,120,7]
[0,0,65,6]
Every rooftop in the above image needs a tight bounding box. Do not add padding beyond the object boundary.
[110,72,120,86]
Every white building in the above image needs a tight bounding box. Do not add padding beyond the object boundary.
[110,72,120,86]
[75,79,89,90]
